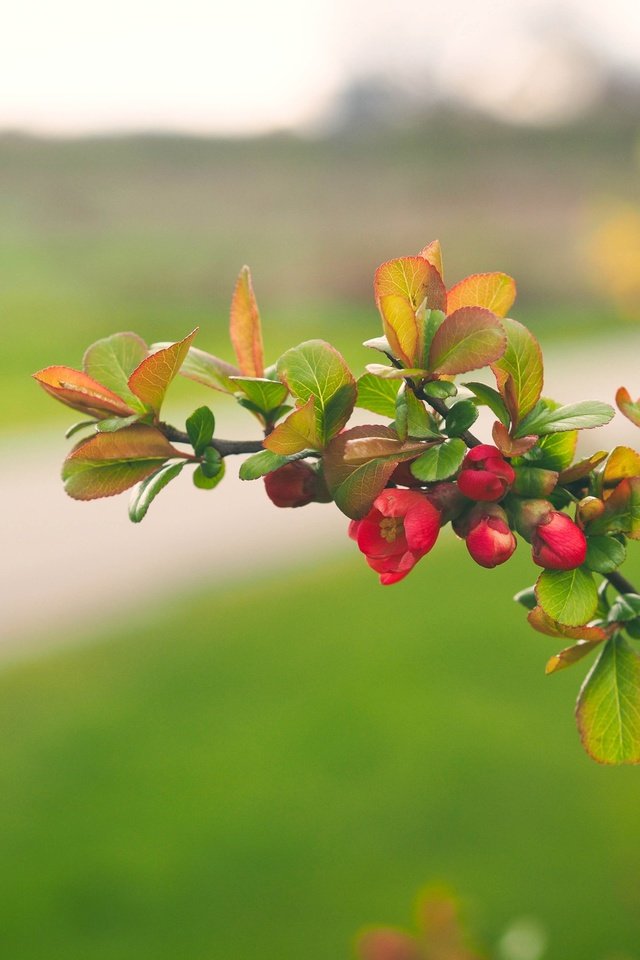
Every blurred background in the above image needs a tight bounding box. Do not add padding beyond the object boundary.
[2,1,640,957]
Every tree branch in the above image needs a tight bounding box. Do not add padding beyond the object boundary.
[160,424,264,457]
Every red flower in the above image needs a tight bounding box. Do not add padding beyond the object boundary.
[464,505,517,568]
[457,444,515,502]
[264,462,319,508]
[531,511,587,570]
[349,489,441,585]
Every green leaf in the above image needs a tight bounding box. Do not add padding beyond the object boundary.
[128,461,185,523]
[185,406,215,456]
[533,431,578,472]
[409,438,466,482]
[444,400,479,437]
[365,364,431,380]
[577,634,640,764]
[356,373,399,419]
[276,340,356,446]
[239,449,291,480]
[490,318,543,423]
[515,400,615,438]
[421,380,457,400]
[395,385,440,441]
[323,425,401,519]
[62,425,183,501]
[511,466,558,497]
[535,567,598,627]
[588,478,640,540]
[200,446,223,479]
[194,458,226,490]
[128,328,199,417]
[585,535,627,574]
[514,585,537,610]
[65,420,97,439]
[96,415,142,433]
[464,381,509,427]
[607,594,640,623]
[263,397,319,455]
[162,345,240,393]
[428,307,506,376]
[230,376,288,419]
[83,331,149,413]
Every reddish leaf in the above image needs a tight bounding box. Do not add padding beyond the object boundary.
[428,308,506,376]
[491,420,537,457]
[546,641,605,675]
[263,397,319,455]
[33,366,136,419]
[418,239,444,279]
[62,425,184,501]
[616,387,640,427]
[128,328,198,416]
[447,272,516,317]
[374,256,446,312]
[229,265,264,377]
[343,435,434,465]
[323,425,401,518]
[527,606,609,641]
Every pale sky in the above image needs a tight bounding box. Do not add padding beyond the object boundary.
[1,0,639,134]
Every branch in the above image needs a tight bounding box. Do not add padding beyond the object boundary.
[160,424,264,457]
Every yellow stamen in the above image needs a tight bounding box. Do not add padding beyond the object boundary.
[380,517,403,543]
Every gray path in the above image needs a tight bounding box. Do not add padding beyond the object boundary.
[2,333,639,659]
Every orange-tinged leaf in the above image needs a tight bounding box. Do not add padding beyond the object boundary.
[263,397,319,455]
[62,424,184,501]
[616,387,640,427]
[230,265,264,377]
[447,272,516,317]
[527,605,608,641]
[587,477,640,539]
[342,435,434,465]
[374,256,446,312]
[418,239,444,279]
[546,640,605,675]
[558,452,607,484]
[33,366,135,419]
[323,425,401,519]
[128,328,198,416]
[491,318,543,423]
[492,421,537,457]
[603,446,640,488]
[428,307,506,376]
[378,294,422,368]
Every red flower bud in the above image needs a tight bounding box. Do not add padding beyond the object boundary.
[465,505,517,568]
[457,444,515,502]
[348,489,441,585]
[531,511,587,570]
[264,462,319,508]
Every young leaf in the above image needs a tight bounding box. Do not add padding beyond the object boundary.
[62,425,183,501]
[276,340,356,446]
[428,307,506,376]
[229,377,288,417]
[616,387,640,428]
[128,461,185,523]
[186,406,215,456]
[158,345,239,393]
[377,294,422,367]
[446,272,516,317]
[194,458,226,490]
[585,535,626,574]
[65,420,97,439]
[444,400,479,437]
[356,373,399,419]
[515,400,615,438]
[83,331,148,412]
[463,381,509,427]
[342,434,433,466]
[603,446,640,487]
[263,397,319,455]
[200,446,223,478]
[128,328,198,417]
[239,449,291,480]
[535,567,598,627]
[577,635,640,765]
[229,265,264,378]
[395,386,439,440]
[558,451,607,484]
[527,606,608,641]
[374,255,446,311]
[513,585,537,610]
[33,366,136,419]
[96,415,142,433]
[546,640,605,675]
[490,318,543,423]
[418,239,444,277]
[323,425,401,519]
[587,478,640,540]
[491,421,537,457]
[409,438,466,482]
[365,364,431,380]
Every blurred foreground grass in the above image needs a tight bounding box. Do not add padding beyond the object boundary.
[1,544,639,959]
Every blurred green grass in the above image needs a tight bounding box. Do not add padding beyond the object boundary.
[1,543,639,960]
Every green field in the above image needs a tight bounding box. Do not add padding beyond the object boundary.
[1,543,639,959]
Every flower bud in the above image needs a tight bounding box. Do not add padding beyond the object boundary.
[264,461,319,508]
[464,505,517,568]
[424,481,467,524]
[457,444,515,502]
[509,498,554,541]
[531,511,587,570]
